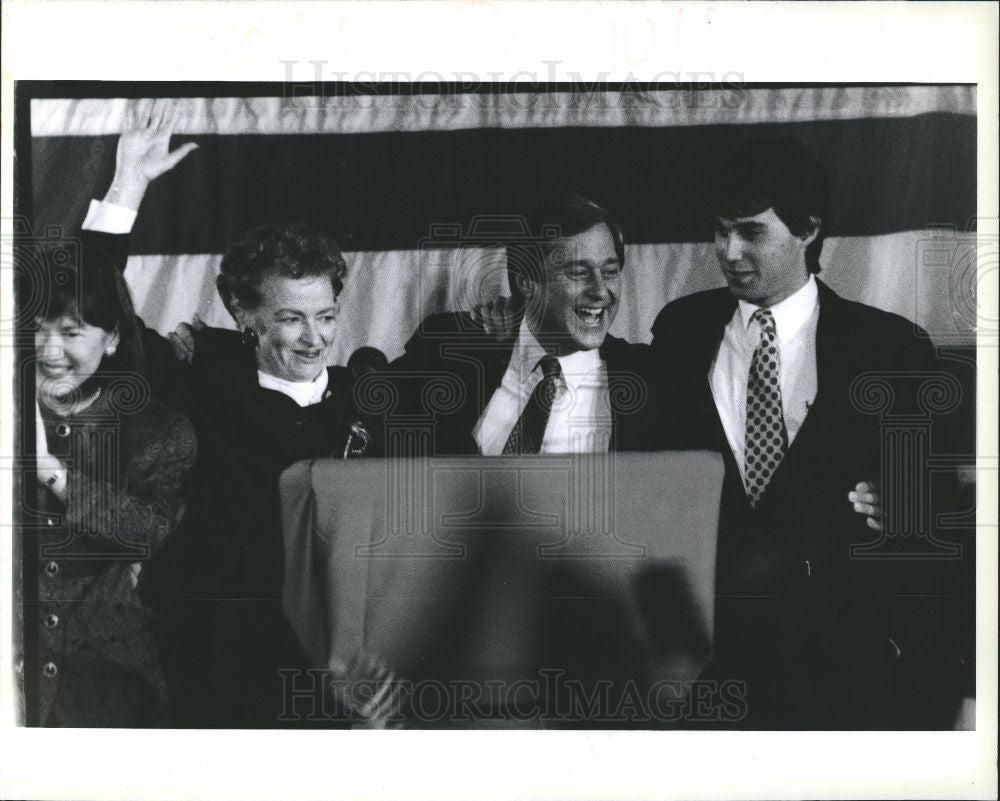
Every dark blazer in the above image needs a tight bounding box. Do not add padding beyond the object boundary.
[650,280,972,729]
[35,392,196,727]
[137,331,362,728]
[384,311,660,456]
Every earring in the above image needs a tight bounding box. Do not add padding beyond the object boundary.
[241,326,260,348]
[104,345,117,357]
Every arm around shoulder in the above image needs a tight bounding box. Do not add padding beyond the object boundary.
[62,405,197,559]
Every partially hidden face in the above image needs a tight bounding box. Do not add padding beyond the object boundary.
[526,223,622,353]
[242,274,338,382]
[714,207,815,308]
[35,314,118,404]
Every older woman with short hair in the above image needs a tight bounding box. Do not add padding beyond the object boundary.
[151,221,361,728]
[80,100,369,727]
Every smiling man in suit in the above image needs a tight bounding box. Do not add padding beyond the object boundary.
[389,191,653,457]
[650,138,971,729]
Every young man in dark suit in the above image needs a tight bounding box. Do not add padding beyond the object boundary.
[386,192,654,457]
[650,138,972,729]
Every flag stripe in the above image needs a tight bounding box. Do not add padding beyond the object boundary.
[32,113,976,253]
[30,86,975,137]
[122,230,978,364]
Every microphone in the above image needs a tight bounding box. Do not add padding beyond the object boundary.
[348,346,389,378]
[342,347,388,458]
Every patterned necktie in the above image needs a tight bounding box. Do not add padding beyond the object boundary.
[502,355,563,455]
[744,308,788,507]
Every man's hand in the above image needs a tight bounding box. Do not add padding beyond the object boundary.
[167,314,206,364]
[104,98,198,211]
[848,480,882,531]
[471,295,521,339]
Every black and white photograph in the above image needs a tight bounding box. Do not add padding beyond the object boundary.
[1,2,996,800]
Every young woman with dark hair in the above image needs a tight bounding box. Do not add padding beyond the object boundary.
[32,240,196,727]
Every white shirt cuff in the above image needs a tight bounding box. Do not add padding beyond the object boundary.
[81,199,138,234]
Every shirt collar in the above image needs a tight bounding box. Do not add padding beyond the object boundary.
[737,274,818,341]
[257,368,330,407]
[512,319,603,385]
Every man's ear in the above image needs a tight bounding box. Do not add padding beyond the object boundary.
[801,215,822,247]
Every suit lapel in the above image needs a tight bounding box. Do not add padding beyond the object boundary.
[599,336,632,450]
[488,337,517,405]
[696,291,740,457]
[812,279,848,411]
[437,325,515,417]
[777,279,845,459]
[695,294,755,510]
[476,335,517,418]
[441,332,516,454]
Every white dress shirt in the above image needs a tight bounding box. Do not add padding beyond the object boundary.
[709,275,819,482]
[473,320,612,455]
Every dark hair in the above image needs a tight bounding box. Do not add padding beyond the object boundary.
[216,223,348,315]
[711,138,831,274]
[506,191,625,302]
[39,239,145,390]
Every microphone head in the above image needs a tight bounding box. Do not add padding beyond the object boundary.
[348,347,389,374]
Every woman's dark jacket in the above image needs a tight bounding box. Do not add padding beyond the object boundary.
[138,329,361,727]
[33,388,196,727]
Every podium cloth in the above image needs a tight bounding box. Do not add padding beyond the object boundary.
[281,452,723,727]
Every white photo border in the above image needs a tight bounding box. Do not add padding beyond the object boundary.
[1,2,996,800]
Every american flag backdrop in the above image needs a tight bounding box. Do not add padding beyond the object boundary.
[28,84,977,364]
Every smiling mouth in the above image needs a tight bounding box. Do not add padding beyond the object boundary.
[39,363,71,378]
[575,306,609,327]
[293,349,324,360]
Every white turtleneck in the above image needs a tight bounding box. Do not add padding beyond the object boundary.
[257,368,330,407]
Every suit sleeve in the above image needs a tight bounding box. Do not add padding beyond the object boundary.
[647,302,705,450]
[78,228,199,409]
[389,317,442,372]
[877,320,975,713]
[79,228,131,276]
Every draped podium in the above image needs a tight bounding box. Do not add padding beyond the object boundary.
[280,451,724,728]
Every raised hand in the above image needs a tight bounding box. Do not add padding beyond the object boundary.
[105,98,198,210]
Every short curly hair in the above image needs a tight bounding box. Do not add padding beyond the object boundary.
[216,223,348,313]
